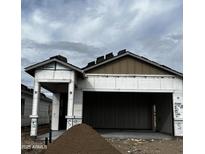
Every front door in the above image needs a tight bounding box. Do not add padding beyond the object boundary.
[58,93,68,130]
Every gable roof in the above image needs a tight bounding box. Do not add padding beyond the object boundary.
[25,55,83,76]
[25,50,183,78]
[83,51,183,78]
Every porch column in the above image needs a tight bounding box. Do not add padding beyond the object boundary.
[65,73,75,129]
[30,80,40,137]
[173,91,183,136]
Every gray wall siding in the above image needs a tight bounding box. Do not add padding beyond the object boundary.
[86,56,171,75]
[21,93,51,127]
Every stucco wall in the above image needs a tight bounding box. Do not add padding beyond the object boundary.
[75,74,183,136]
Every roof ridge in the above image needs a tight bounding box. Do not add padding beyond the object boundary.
[24,51,182,78]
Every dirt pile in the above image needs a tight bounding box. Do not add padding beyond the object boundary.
[44,123,121,154]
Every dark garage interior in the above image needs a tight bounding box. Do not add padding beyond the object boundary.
[83,91,173,135]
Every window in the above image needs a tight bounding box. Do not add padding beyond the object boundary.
[21,98,25,116]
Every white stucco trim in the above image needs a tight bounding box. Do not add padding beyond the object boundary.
[82,88,174,93]
[79,75,182,92]
[38,79,71,83]
[30,80,40,137]
[85,73,176,78]
[66,71,75,129]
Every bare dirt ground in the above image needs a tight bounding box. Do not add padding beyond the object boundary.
[21,125,182,154]
[22,134,182,154]
[107,138,183,154]
[21,133,46,154]
[21,126,49,154]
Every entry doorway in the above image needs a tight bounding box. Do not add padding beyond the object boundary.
[58,93,68,130]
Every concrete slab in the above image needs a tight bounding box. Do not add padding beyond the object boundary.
[97,129,173,139]
[37,130,65,141]
[37,129,172,142]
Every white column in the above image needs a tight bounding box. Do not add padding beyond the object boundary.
[51,93,60,130]
[65,72,75,129]
[30,80,40,137]
[173,91,183,136]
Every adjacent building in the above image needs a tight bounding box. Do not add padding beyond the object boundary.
[21,84,52,127]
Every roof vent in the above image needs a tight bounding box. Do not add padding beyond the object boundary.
[87,61,95,67]
[96,56,105,64]
[118,49,127,55]
[50,55,67,63]
[105,52,114,60]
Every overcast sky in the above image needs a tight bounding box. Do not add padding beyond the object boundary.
[22,0,183,88]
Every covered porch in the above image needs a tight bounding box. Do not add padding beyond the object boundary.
[24,55,83,137]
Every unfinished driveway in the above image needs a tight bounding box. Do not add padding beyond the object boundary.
[107,138,183,154]
[98,130,172,139]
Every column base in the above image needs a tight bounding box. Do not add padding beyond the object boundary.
[66,119,73,130]
[65,116,82,129]
[65,116,74,130]
[30,115,38,136]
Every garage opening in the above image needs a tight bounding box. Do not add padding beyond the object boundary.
[83,92,173,135]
